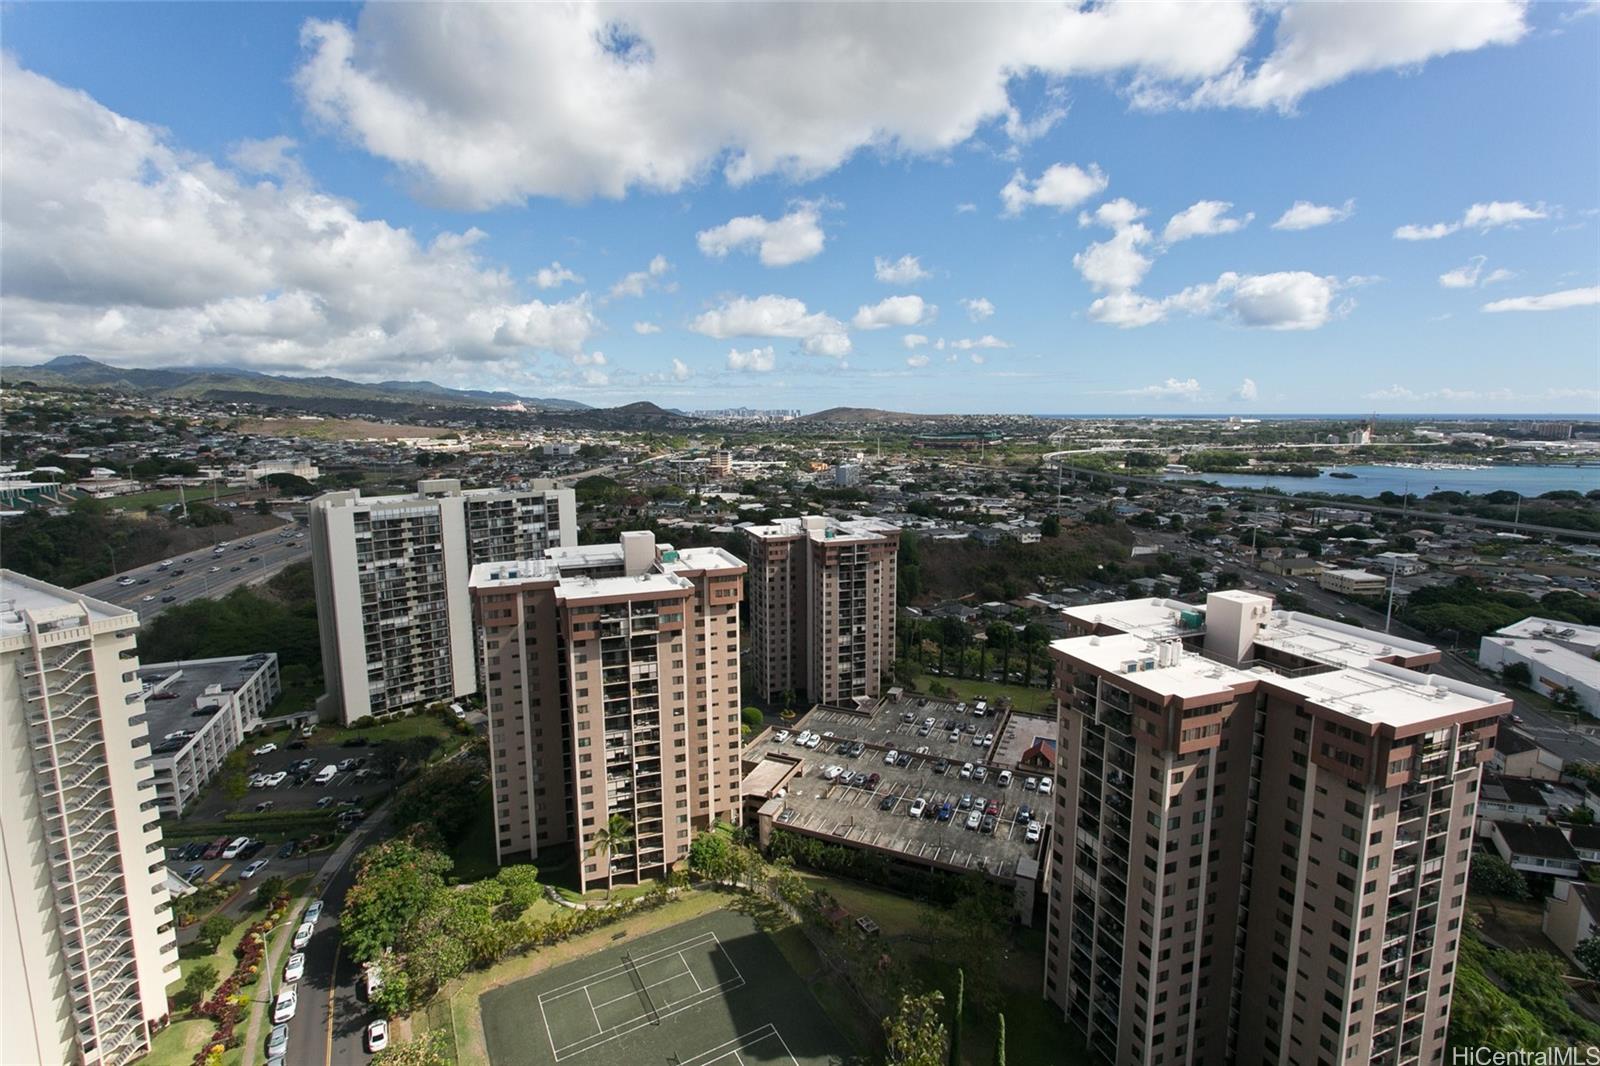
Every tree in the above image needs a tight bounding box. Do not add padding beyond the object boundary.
[1040,514,1061,538]
[1018,623,1051,688]
[986,623,1015,683]
[392,760,487,845]
[949,968,964,1066]
[1500,661,1533,688]
[741,706,764,731]
[196,914,234,953]
[883,990,948,1066]
[254,876,286,908]
[588,814,635,898]
[177,962,218,1010]
[993,1012,1006,1066]
[1575,937,1600,980]
[221,748,249,802]
[342,837,453,964]
[1469,853,1530,915]
[687,831,733,883]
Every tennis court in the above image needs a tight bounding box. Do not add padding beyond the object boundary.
[480,908,849,1066]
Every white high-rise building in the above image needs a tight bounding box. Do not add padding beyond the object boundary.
[1,571,178,1066]
[310,479,577,724]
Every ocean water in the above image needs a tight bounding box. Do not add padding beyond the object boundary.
[1160,464,1600,498]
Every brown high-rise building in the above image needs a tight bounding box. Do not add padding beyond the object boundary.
[1044,592,1506,1066]
[743,515,899,706]
[469,531,745,892]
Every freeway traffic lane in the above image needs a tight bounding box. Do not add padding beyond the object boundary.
[74,522,306,620]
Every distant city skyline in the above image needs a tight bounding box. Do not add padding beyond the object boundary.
[1,2,1596,414]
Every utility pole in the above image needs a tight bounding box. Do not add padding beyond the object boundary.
[1513,493,1522,531]
[1383,554,1399,634]
[177,480,189,520]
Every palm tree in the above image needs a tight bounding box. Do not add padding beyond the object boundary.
[588,814,635,898]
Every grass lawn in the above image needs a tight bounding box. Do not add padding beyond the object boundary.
[905,669,1054,715]
[112,486,250,511]
[794,871,933,939]
[139,1018,216,1066]
[1468,896,1562,955]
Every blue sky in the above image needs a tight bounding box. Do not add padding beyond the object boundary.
[1,2,1596,414]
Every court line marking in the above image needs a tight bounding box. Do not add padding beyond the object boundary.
[590,961,691,1011]
[538,932,718,1001]
[675,1024,798,1066]
[550,981,745,1061]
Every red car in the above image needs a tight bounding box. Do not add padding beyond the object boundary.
[985,800,1000,817]
[201,837,230,860]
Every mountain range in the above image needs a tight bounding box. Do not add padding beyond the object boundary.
[2,355,592,412]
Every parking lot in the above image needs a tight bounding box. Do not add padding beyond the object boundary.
[750,694,1051,879]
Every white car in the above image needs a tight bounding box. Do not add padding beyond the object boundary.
[252,743,277,756]
[1038,777,1053,796]
[248,774,267,788]
[283,952,305,983]
[982,732,994,747]
[959,762,973,779]
[773,729,790,743]
[304,900,324,924]
[972,766,987,783]
[908,797,927,818]
[965,810,982,830]
[366,1020,389,1053]
[922,717,935,729]
[265,771,288,787]
[117,577,136,587]
[884,749,899,766]
[1023,776,1039,792]
[239,860,268,879]
[997,770,1013,788]
[821,765,843,781]
[267,1024,289,1058]
[972,734,985,747]
[793,731,811,746]
[272,988,297,1024]
[1025,821,1043,843]
[291,921,315,950]
[804,734,820,749]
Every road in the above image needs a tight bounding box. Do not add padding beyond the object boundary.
[75,522,307,620]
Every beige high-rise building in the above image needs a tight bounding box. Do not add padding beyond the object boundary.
[1,571,179,1066]
[310,478,576,723]
[744,515,899,706]
[470,532,745,891]
[1044,592,1506,1066]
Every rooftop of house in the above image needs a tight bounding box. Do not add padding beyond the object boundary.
[1494,822,1581,862]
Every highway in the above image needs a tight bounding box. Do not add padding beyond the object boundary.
[75,522,307,620]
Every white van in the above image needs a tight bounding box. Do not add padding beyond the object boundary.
[221,836,251,859]
[314,764,338,785]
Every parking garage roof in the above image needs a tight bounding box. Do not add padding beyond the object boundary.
[139,656,263,756]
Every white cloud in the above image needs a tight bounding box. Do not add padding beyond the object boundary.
[1180,1,1526,112]
[1120,377,1202,399]
[670,357,690,381]
[1395,200,1550,240]
[1162,200,1253,243]
[852,295,933,330]
[949,335,1010,350]
[902,334,929,350]
[1073,225,1155,293]
[1483,268,1516,286]
[1440,256,1487,289]
[0,57,598,381]
[955,202,977,214]
[632,321,662,334]
[1088,271,1345,331]
[969,353,987,365]
[294,5,1267,207]
[535,261,583,289]
[1000,162,1109,216]
[689,294,848,359]
[906,353,931,368]
[1481,286,1600,313]
[1233,377,1259,401]
[874,255,930,284]
[1271,199,1355,230]
[1078,198,1147,230]
[573,350,607,367]
[609,254,672,298]
[696,204,826,267]
[726,345,776,372]
[960,297,995,321]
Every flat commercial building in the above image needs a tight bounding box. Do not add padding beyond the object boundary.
[1043,610,1507,1066]
[310,478,576,724]
[744,515,899,706]
[140,654,281,815]
[1319,568,1389,597]
[470,532,745,891]
[1,571,179,1066]
[1479,617,1600,718]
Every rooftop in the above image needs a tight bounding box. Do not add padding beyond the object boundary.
[1059,597,1200,640]
[743,514,898,544]
[1052,632,1258,701]
[139,655,272,756]
[1483,635,1600,687]
[0,569,132,639]
[1493,617,1600,654]
[1252,611,1438,669]
[1259,661,1506,730]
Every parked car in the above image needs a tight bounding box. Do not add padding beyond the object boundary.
[804,734,820,749]
[980,814,997,834]
[864,772,880,789]
[936,803,954,822]
[984,800,1000,816]
[184,864,206,881]
[773,729,790,743]
[932,759,949,775]
[252,743,277,756]
[1038,777,1054,796]
[1025,821,1043,843]
[997,770,1013,788]
[272,988,297,1024]
[283,953,305,983]
[276,840,298,859]
[879,794,896,811]
[1023,776,1039,792]
[908,797,927,818]
[305,899,324,924]
[959,762,973,779]
[822,765,843,781]
[291,922,314,950]
[1016,804,1032,824]
[972,766,987,783]
[202,837,229,860]
[958,794,973,811]
[239,860,268,879]
[366,1020,389,1053]
[240,840,266,859]
[265,771,287,787]
[267,1024,289,1058]
[965,810,982,830]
